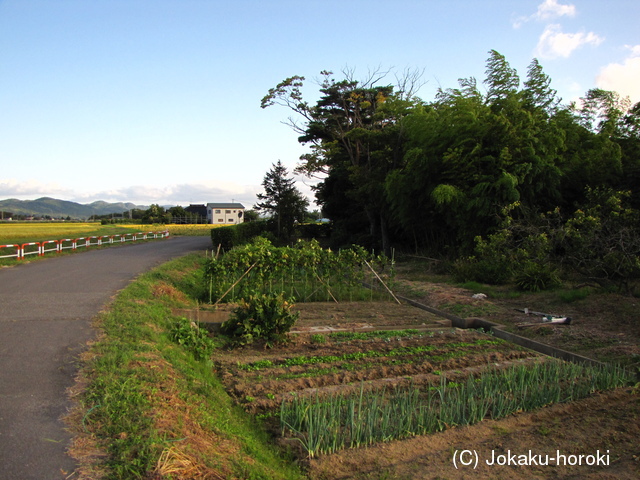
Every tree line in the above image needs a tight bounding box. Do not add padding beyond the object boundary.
[98,205,209,224]
[262,50,640,290]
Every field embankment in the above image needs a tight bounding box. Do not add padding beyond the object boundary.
[66,253,304,480]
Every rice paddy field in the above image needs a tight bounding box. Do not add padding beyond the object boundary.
[0,222,123,244]
[0,222,215,244]
[0,222,214,264]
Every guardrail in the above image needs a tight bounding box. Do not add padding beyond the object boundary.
[0,230,169,260]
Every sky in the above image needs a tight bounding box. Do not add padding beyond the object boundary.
[1,0,638,209]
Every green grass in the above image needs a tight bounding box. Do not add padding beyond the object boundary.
[75,253,304,479]
[556,286,592,303]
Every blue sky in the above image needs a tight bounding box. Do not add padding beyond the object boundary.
[1,0,638,208]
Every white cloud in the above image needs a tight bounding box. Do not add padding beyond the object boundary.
[513,0,576,28]
[535,24,604,59]
[0,178,261,207]
[0,179,74,199]
[74,182,264,207]
[596,45,640,104]
[0,175,321,210]
[535,0,576,21]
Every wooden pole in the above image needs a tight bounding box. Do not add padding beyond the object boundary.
[364,260,401,304]
[213,261,258,306]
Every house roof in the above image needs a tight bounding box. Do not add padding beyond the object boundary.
[206,203,245,209]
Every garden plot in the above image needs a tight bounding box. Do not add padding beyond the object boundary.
[214,326,542,415]
[206,240,634,465]
[213,320,630,460]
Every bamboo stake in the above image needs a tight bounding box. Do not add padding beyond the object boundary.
[364,260,401,304]
[213,261,258,306]
[315,272,338,303]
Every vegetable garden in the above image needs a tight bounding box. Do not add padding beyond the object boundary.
[204,237,393,305]
[204,238,635,463]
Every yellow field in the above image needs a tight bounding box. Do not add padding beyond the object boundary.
[165,224,219,236]
[0,223,105,243]
[110,224,217,236]
[0,222,216,244]
[101,224,218,236]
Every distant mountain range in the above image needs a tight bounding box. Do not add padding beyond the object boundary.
[0,197,149,219]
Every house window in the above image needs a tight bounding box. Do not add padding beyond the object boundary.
[215,209,221,214]
[218,218,223,223]
[226,210,231,214]
[228,219,235,222]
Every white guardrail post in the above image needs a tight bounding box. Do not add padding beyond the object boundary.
[0,230,169,261]
[0,244,20,260]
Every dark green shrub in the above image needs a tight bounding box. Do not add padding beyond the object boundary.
[210,221,270,252]
[211,226,237,252]
[220,292,299,346]
[452,256,512,285]
[235,220,269,244]
[297,222,331,239]
[514,261,561,292]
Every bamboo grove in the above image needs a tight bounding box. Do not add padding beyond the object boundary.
[262,50,640,289]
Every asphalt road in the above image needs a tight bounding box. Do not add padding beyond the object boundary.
[0,236,212,479]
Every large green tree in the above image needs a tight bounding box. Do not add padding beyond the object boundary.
[262,69,420,254]
[262,52,639,259]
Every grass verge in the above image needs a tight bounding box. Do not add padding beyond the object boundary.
[66,253,304,480]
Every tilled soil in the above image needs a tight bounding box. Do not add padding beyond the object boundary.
[214,327,540,414]
[211,279,640,479]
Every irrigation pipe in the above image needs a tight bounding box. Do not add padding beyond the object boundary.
[213,261,258,306]
[364,260,401,304]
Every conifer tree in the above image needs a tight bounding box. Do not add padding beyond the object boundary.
[255,161,309,241]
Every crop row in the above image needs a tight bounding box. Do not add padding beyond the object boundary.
[204,238,393,304]
[280,360,634,457]
[236,338,505,372]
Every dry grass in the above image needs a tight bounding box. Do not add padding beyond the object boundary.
[66,346,243,479]
[150,282,189,303]
[154,447,226,480]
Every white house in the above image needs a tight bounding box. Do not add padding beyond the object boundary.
[206,203,245,225]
